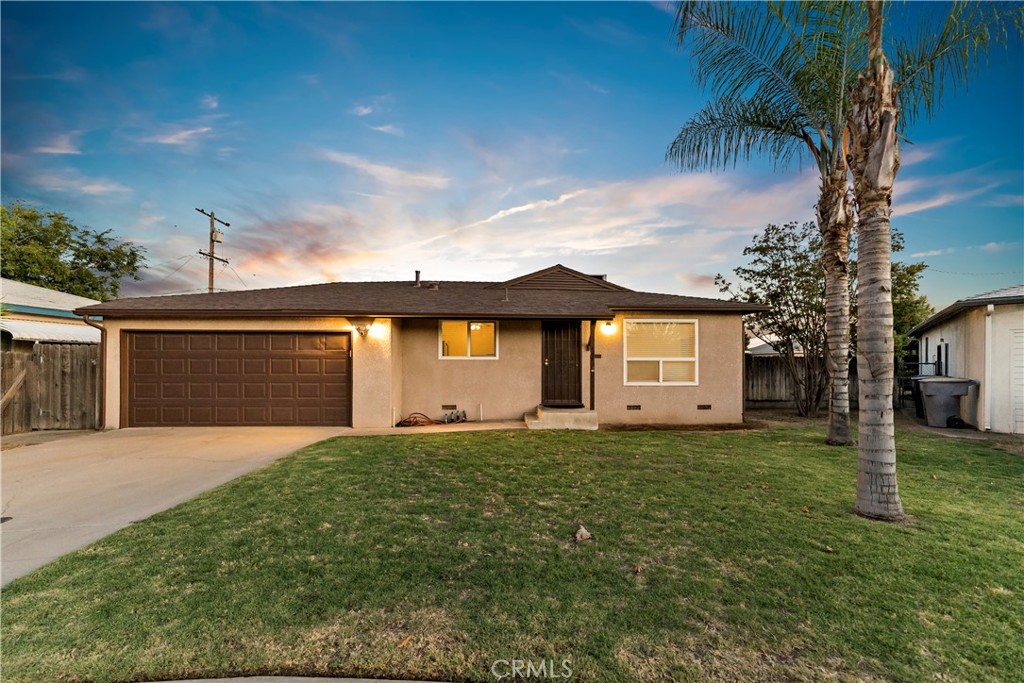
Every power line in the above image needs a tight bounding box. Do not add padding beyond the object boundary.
[928,268,1022,276]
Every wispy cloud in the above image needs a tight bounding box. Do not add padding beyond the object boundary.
[299,74,320,86]
[910,248,956,258]
[141,125,213,147]
[986,193,1024,207]
[200,94,219,110]
[33,132,81,155]
[318,150,451,189]
[977,241,1022,253]
[31,170,131,196]
[351,94,394,118]
[895,184,999,216]
[370,124,404,136]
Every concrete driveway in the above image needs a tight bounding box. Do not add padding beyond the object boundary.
[1,426,348,585]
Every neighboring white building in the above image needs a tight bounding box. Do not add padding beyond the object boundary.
[0,278,101,350]
[909,285,1024,434]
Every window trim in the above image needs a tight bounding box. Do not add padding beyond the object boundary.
[623,318,699,386]
[438,320,500,360]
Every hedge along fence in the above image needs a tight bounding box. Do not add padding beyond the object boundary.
[1,343,100,435]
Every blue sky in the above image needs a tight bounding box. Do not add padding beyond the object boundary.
[2,1,1021,309]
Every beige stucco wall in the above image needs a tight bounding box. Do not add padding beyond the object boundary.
[98,317,396,429]
[592,312,745,424]
[98,312,749,429]
[919,303,1024,433]
[397,319,542,421]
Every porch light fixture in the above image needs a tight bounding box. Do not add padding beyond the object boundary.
[348,316,375,338]
[600,321,617,335]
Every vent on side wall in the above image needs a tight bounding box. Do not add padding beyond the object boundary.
[698,404,712,410]
[441,404,457,410]
[626,405,641,411]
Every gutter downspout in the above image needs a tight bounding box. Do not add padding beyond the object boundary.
[81,314,106,430]
[984,304,993,431]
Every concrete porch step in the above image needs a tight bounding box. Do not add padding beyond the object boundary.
[524,405,599,430]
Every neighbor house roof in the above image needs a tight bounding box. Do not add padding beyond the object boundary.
[908,284,1024,337]
[0,318,100,344]
[75,264,768,320]
[1,278,100,319]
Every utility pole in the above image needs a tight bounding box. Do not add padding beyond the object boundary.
[195,207,230,293]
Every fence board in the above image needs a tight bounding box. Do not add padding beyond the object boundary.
[1,344,99,435]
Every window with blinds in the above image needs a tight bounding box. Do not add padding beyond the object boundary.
[440,321,498,358]
[624,320,697,384]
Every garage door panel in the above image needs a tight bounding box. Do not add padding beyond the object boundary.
[127,331,351,426]
[270,406,295,422]
[162,406,187,422]
[243,359,267,374]
[216,359,240,374]
[270,335,295,351]
[162,335,187,351]
[135,359,158,375]
[162,359,186,375]
[135,383,159,399]
[268,359,292,374]
[244,383,267,399]
[162,383,186,399]
[190,383,213,399]
[189,335,214,351]
[189,359,213,375]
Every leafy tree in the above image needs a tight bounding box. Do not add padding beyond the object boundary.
[846,0,1019,521]
[717,222,830,417]
[669,1,864,445]
[1,202,145,300]
[720,221,932,418]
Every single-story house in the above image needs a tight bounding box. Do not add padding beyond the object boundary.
[74,264,767,430]
[1,278,101,350]
[908,284,1024,434]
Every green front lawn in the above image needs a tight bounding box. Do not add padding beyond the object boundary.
[3,426,1022,682]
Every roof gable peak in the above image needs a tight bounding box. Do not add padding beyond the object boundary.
[486,264,631,292]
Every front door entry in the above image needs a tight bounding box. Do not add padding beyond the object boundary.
[541,321,583,407]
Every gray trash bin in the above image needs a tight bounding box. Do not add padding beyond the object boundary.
[918,377,978,427]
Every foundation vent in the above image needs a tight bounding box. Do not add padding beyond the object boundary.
[698,404,712,410]
[626,404,642,411]
[441,404,457,410]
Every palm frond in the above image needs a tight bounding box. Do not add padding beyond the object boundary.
[892,1,1023,129]
[666,96,817,172]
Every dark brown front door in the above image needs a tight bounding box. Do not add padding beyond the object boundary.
[125,331,351,427]
[541,321,582,407]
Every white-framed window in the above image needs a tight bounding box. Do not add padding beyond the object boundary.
[439,320,498,359]
[624,319,698,385]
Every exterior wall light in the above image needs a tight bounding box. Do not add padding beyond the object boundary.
[347,316,375,338]
[600,321,617,335]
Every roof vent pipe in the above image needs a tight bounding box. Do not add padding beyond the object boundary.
[429,282,439,290]
[414,270,421,287]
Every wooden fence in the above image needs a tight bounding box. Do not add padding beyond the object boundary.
[1,343,100,435]
[745,354,858,409]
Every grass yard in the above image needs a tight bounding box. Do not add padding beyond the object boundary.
[3,424,1022,682]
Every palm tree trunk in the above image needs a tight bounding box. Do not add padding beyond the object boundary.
[817,166,854,446]
[848,1,905,521]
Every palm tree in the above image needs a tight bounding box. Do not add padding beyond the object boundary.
[847,0,1018,520]
[668,1,862,445]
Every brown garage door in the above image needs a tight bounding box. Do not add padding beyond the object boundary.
[125,332,351,427]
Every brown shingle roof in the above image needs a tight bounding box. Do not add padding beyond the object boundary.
[75,265,768,319]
